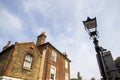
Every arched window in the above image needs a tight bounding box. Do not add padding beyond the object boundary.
[23,54,33,69]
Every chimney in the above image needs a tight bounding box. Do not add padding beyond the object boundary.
[7,41,11,46]
[3,41,11,50]
[36,32,46,46]
[63,52,68,57]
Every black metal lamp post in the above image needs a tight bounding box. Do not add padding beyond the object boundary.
[83,17,118,80]
[83,17,108,80]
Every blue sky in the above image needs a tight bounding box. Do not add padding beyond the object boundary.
[0,0,120,79]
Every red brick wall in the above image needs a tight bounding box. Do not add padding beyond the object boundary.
[41,44,70,80]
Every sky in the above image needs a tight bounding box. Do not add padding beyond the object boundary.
[0,0,120,79]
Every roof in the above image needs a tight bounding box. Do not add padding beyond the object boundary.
[0,41,71,62]
[39,42,71,62]
[0,45,15,56]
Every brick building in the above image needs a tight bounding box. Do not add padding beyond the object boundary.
[0,32,71,80]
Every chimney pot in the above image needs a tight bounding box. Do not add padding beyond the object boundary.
[3,41,11,50]
[63,52,68,57]
[36,32,46,46]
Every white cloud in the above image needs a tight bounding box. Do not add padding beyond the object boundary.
[83,0,105,15]
[0,6,30,46]
[0,8,23,34]
[23,0,84,20]
[23,0,51,17]
[31,25,53,43]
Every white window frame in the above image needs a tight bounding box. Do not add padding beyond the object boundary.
[50,66,56,80]
[51,50,57,62]
[65,60,68,69]
[23,54,33,69]
[65,73,69,80]
[0,76,23,80]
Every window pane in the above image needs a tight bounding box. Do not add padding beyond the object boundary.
[23,61,31,68]
[50,66,56,80]
[23,54,33,69]
[51,50,57,62]
[50,73,54,80]
[65,73,68,80]
[65,60,68,69]
[25,55,32,62]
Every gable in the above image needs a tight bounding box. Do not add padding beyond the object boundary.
[39,42,71,62]
[2,42,42,80]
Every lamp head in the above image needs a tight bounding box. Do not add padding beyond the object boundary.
[83,17,98,38]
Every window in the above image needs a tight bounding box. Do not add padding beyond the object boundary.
[50,73,54,80]
[51,50,57,62]
[50,66,56,80]
[23,54,33,69]
[65,60,68,69]
[65,73,69,80]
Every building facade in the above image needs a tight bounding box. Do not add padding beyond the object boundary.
[0,32,71,80]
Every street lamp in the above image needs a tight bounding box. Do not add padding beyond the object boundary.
[83,17,118,80]
[83,17,107,80]
[83,17,98,38]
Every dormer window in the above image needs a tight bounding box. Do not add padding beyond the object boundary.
[51,50,57,62]
[23,54,33,70]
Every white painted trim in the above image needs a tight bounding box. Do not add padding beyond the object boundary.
[65,73,69,80]
[0,76,23,80]
[51,50,57,62]
[38,49,46,80]
[50,65,56,80]
[65,60,68,69]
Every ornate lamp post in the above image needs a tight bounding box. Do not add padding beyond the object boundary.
[83,17,118,80]
[83,17,108,80]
